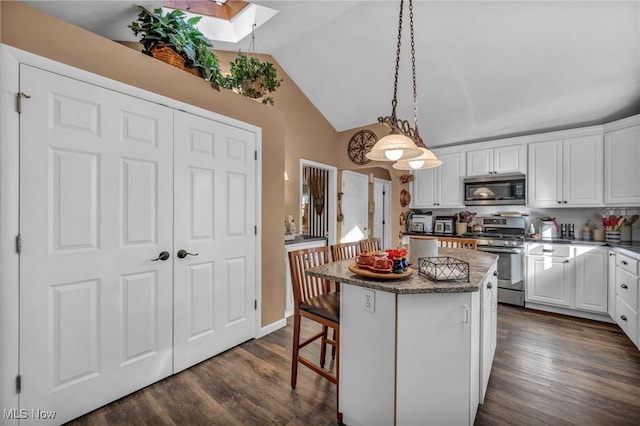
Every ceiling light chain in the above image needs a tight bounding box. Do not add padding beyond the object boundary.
[367,0,439,167]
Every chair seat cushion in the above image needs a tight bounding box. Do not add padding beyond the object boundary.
[300,292,340,324]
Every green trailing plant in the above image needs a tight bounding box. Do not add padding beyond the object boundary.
[221,51,283,105]
[129,6,222,89]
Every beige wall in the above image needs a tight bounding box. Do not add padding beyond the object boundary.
[0,1,290,326]
[0,1,406,325]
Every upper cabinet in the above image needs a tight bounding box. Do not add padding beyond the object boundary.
[604,116,640,206]
[466,143,525,177]
[527,131,603,207]
[411,149,465,208]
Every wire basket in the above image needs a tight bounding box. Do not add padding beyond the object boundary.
[418,257,469,282]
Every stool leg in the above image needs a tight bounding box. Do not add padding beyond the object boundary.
[320,325,328,368]
[291,312,301,388]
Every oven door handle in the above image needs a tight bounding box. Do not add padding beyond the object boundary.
[477,247,523,254]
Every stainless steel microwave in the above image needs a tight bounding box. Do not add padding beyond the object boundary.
[464,174,526,206]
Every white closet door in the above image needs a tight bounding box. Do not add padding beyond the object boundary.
[19,65,174,424]
[173,111,256,372]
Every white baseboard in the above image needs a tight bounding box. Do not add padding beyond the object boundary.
[257,317,287,338]
[525,302,615,324]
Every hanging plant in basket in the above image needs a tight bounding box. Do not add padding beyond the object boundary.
[220,51,283,105]
[129,6,223,89]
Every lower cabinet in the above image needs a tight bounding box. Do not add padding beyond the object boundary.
[608,250,617,318]
[525,244,608,314]
[480,262,498,403]
[284,239,327,317]
[340,279,494,426]
[614,253,639,349]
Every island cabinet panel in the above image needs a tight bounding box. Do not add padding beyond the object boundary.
[396,291,480,426]
[340,284,396,426]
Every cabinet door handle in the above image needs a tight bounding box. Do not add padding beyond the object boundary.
[621,260,628,266]
[177,249,199,259]
[487,282,493,289]
[462,306,469,324]
[151,251,170,261]
[493,270,498,277]
[557,201,562,204]
[542,249,554,253]
[620,283,628,289]
[620,315,627,321]
[563,260,570,263]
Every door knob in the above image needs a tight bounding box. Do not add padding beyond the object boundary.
[151,251,170,261]
[177,249,199,259]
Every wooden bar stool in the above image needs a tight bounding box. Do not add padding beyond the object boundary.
[359,237,382,253]
[330,241,361,262]
[287,246,340,418]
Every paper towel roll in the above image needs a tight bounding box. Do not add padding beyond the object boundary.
[409,237,438,266]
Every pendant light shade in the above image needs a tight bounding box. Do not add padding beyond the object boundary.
[371,0,441,170]
[365,132,423,162]
[392,147,443,170]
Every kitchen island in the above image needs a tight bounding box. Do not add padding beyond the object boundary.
[306,248,498,426]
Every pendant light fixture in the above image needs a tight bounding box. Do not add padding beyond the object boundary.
[366,0,441,170]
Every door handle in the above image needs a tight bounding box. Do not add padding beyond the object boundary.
[151,251,170,261]
[177,249,199,259]
[620,284,628,289]
[487,282,493,289]
[462,306,469,323]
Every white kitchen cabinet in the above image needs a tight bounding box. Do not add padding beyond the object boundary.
[614,252,639,349]
[466,144,524,177]
[526,252,572,307]
[574,246,608,313]
[480,262,498,404]
[412,149,465,208]
[527,133,603,207]
[284,238,327,318]
[604,118,640,205]
[526,243,609,316]
[396,291,480,426]
[608,250,617,318]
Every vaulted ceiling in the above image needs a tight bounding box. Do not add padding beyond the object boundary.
[21,1,640,147]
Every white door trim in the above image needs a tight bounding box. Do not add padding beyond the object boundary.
[299,159,337,246]
[0,44,263,419]
[374,177,392,249]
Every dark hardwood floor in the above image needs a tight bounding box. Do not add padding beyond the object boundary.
[67,304,640,425]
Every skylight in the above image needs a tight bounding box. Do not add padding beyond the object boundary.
[163,1,279,43]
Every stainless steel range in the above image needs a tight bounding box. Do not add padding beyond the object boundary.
[465,216,526,306]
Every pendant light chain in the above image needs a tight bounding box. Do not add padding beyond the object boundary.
[391,0,405,116]
[409,0,423,147]
[368,0,440,167]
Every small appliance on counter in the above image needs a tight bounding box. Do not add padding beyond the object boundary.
[434,216,455,234]
[411,213,433,233]
[539,217,558,238]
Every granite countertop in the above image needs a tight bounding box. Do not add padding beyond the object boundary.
[285,236,327,245]
[527,238,640,255]
[305,247,498,294]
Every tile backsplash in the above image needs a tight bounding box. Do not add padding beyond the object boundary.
[413,206,640,241]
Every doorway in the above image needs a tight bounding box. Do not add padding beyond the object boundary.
[299,159,337,245]
[340,171,369,243]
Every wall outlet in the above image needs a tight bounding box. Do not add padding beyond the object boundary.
[363,289,375,313]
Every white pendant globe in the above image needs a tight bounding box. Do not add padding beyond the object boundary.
[365,132,422,162]
[392,147,442,170]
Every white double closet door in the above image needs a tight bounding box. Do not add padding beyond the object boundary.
[18,65,256,424]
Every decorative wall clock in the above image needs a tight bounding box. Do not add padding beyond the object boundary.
[347,129,377,165]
